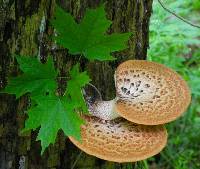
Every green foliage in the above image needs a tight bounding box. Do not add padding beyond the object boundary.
[66,64,91,113]
[2,57,90,153]
[1,4,131,154]
[51,5,131,61]
[2,56,58,98]
[147,0,200,168]
[23,93,84,154]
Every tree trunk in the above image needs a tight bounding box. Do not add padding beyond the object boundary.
[0,0,153,169]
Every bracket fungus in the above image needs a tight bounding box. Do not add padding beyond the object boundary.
[69,115,167,162]
[69,59,191,162]
[115,60,191,125]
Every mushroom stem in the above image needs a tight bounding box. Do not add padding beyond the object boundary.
[88,99,120,120]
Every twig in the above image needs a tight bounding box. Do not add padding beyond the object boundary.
[157,0,200,29]
[78,54,82,62]
[88,83,103,100]
[71,151,83,169]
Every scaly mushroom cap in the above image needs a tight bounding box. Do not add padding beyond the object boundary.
[69,115,167,162]
[115,60,191,125]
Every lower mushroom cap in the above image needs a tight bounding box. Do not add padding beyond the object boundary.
[115,60,191,125]
[69,115,167,163]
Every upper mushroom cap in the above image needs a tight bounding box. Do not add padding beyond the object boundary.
[115,60,191,125]
[69,115,167,162]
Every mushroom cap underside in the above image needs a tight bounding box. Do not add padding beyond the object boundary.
[115,60,191,125]
[69,115,167,163]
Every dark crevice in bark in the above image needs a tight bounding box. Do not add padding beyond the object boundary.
[15,0,40,18]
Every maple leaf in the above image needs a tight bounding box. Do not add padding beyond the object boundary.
[66,64,91,113]
[15,62,90,154]
[23,93,84,154]
[51,5,132,61]
[2,56,58,98]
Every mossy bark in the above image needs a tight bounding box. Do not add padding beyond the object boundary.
[0,0,153,168]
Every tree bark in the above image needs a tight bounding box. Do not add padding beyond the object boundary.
[0,0,153,168]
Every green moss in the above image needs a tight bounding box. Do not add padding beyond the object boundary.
[20,15,39,55]
[19,0,49,56]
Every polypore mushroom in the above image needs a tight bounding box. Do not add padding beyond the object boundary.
[115,60,191,125]
[69,115,167,162]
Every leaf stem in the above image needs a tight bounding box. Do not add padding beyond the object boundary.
[57,76,69,79]
[57,76,103,100]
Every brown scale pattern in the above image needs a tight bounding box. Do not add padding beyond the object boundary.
[69,116,167,162]
[115,60,191,125]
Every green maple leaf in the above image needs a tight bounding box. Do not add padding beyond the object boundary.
[2,56,58,98]
[23,93,84,154]
[66,64,91,113]
[15,62,90,154]
[51,5,131,61]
